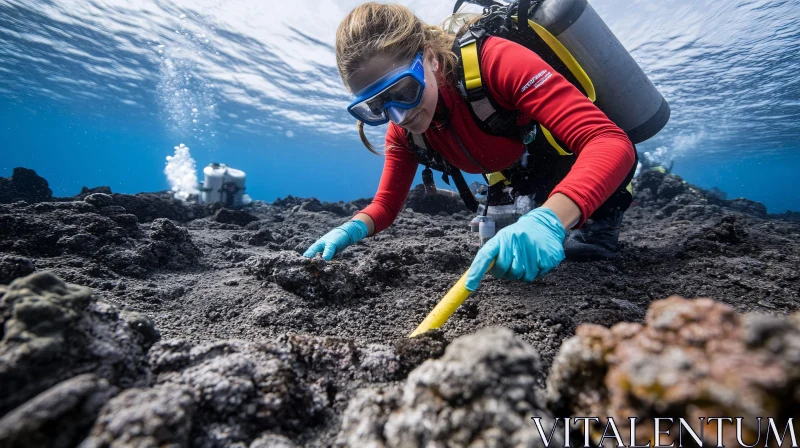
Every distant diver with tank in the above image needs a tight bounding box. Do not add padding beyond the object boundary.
[304,0,669,291]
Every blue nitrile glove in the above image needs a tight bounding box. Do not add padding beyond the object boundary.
[465,207,566,291]
[303,220,369,261]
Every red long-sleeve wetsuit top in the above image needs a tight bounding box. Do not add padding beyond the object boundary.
[359,37,636,233]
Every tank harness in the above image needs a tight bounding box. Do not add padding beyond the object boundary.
[406,0,602,212]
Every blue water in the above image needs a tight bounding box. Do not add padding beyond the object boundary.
[2,0,799,211]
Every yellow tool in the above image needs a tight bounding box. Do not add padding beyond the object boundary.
[409,260,494,337]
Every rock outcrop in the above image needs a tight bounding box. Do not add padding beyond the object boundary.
[0,167,53,204]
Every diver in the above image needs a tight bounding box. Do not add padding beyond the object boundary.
[304,3,645,291]
[638,150,674,175]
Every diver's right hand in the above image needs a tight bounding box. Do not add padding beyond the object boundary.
[303,220,369,261]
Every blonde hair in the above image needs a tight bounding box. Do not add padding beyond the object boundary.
[336,3,459,154]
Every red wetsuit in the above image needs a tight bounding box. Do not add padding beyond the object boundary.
[360,36,636,233]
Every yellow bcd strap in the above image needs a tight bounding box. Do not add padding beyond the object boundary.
[521,18,596,103]
[459,17,598,158]
[461,41,483,90]
[486,171,510,186]
[519,17,598,157]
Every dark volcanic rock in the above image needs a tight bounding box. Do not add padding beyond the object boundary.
[0,200,138,259]
[146,334,400,446]
[337,327,558,447]
[245,251,362,301]
[248,228,275,246]
[109,192,209,223]
[81,384,196,448]
[0,167,53,204]
[729,197,768,217]
[0,272,157,415]
[404,184,468,215]
[0,256,35,285]
[0,373,117,448]
[271,196,359,217]
[679,215,753,258]
[74,186,113,201]
[145,218,203,269]
[214,208,258,226]
[83,193,114,208]
[0,197,203,278]
[393,329,448,376]
[245,249,412,301]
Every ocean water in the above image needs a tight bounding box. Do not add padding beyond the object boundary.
[1,0,799,212]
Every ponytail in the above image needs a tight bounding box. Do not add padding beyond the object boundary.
[357,120,381,155]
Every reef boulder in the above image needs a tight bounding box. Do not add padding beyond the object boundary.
[337,327,559,447]
[546,296,800,447]
[0,272,158,416]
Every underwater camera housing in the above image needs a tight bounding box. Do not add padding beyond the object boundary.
[199,163,252,208]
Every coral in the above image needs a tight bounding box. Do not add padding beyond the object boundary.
[546,296,800,447]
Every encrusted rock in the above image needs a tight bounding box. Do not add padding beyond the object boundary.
[81,384,196,448]
[146,334,399,446]
[83,193,114,208]
[0,255,35,285]
[244,249,412,300]
[245,251,361,301]
[0,374,117,448]
[249,433,300,448]
[545,296,800,447]
[337,327,559,447]
[0,272,157,415]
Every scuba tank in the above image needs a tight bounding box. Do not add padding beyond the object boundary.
[528,0,670,143]
[453,0,670,144]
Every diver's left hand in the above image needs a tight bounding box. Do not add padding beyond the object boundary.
[465,207,566,291]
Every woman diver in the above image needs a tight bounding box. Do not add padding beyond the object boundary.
[304,2,639,292]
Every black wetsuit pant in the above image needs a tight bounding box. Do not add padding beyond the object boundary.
[495,146,639,222]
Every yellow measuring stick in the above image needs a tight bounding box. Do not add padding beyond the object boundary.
[408,260,494,338]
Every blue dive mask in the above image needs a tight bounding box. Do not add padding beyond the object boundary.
[347,52,426,126]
